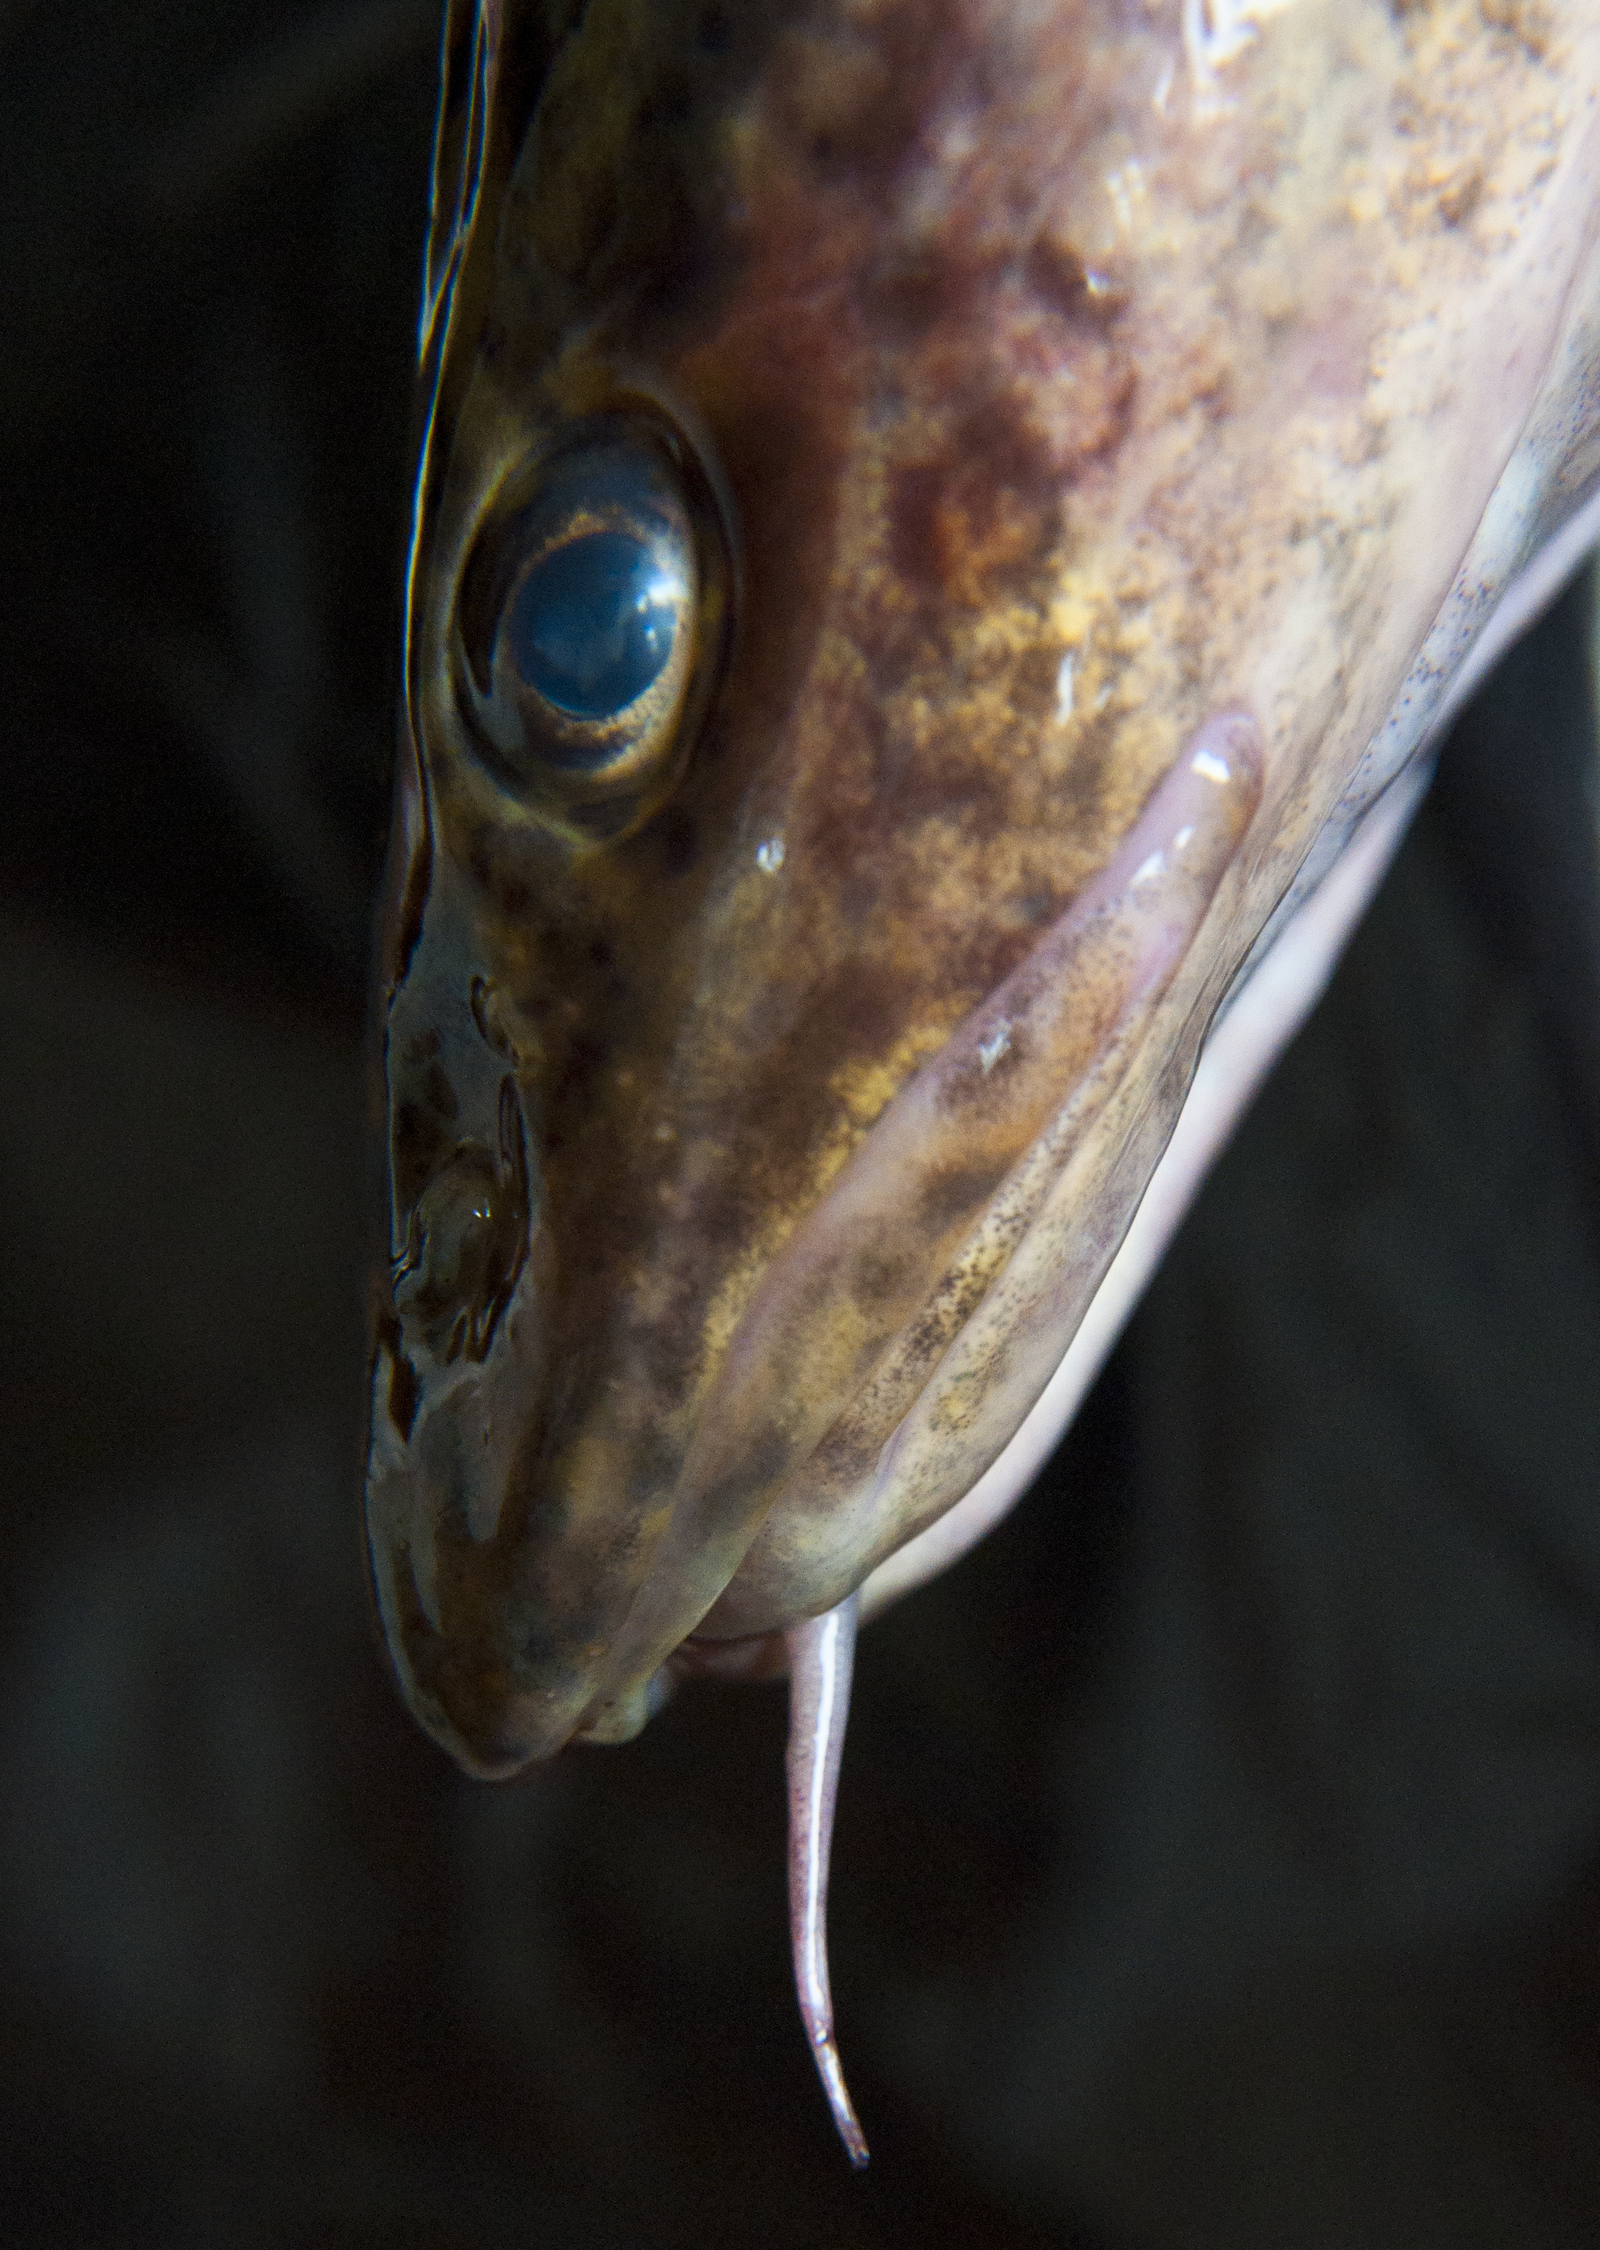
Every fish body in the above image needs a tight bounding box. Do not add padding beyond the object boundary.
[365,0,1600,2151]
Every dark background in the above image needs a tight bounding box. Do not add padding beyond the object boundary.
[3,5,1599,2244]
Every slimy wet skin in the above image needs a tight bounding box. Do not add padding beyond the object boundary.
[366,0,1600,2158]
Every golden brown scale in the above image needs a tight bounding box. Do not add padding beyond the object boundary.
[366,0,1600,1778]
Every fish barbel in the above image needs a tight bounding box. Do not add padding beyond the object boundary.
[366,0,1600,2159]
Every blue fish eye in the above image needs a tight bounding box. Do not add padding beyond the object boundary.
[453,413,731,838]
[503,529,687,721]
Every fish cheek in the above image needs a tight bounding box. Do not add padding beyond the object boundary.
[699,717,1264,1639]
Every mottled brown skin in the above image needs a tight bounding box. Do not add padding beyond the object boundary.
[366,0,1600,1775]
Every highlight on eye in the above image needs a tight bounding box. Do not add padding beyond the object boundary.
[453,412,731,839]
[507,528,688,722]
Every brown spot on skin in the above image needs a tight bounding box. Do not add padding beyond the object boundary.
[1480,0,1552,61]
[946,395,1063,588]
[1438,168,1486,225]
[771,1,959,193]
[915,1162,1005,1234]
[870,248,947,337]
[849,1248,915,1311]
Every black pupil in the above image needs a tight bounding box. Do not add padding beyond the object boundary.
[503,529,683,720]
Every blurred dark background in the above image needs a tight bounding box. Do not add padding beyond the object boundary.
[3,5,1599,2244]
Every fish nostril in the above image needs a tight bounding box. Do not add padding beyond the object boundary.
[392,1076,532,1368]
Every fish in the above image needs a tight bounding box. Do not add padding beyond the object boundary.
[364,0,1600,2162]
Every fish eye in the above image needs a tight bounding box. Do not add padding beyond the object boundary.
[506,529,689,728]
[454,414,731,839]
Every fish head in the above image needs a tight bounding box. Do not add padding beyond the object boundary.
[365,0,1600,1776]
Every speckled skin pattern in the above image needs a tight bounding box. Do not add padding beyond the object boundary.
[365,0,1600,1774]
